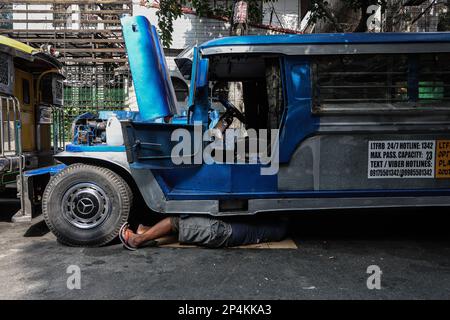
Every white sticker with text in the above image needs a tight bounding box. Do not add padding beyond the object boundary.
[368,140,435,178]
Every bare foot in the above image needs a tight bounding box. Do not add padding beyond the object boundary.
[123,228,140,248]
[136,224,151,235]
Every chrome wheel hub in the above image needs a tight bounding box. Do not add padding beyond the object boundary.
[62,183,110,229]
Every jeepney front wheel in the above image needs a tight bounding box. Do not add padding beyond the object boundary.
[42,164,132,247]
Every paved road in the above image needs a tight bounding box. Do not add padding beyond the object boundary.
[1,194,450,299]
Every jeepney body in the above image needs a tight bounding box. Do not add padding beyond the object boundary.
[32,15,450,245]
[0,36,64,188]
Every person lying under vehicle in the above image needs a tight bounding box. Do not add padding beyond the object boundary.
[119,216,289,250]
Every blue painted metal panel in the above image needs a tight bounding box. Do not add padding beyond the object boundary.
[187,46,198,108]
[200,32,450,50]
[154,163,277,196]
[186,47,209,125]
[230,165,277,193]
[155,164,232,193]
[150,25,178,115]
[66,144,125,152]
[98,110,137,121]
[121,16,176,121]
[24,164,66,177]
[171,115,188,124]
[196,58,209,88]
[279,56,319,163]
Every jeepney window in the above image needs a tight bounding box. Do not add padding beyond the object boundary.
[312,53,450,113]
[209,55,284,131]
[207,54,283,160]
[22,79,30,105]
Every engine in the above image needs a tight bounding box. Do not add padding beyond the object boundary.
[71,113,107,146]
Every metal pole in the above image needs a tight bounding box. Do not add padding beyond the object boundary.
[57,108,60,152]
[12,97,18,154]
[62,108,65,150]
[6,97,11,152]
[14,97,26,217]
[53,106,58,154]
[58,107,62,151]
[60,108,63,149]
[0,96,4,157]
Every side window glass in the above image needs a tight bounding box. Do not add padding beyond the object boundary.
[312,53,450,113]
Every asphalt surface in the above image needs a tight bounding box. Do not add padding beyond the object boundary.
[1,190,450,299]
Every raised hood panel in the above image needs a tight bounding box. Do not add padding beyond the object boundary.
[121,15,177,121]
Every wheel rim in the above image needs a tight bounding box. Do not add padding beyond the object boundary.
[61,182,111,229]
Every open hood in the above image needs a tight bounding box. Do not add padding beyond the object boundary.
[121,15,178,121]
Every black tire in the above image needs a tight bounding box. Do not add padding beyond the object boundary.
[42,164,132,247]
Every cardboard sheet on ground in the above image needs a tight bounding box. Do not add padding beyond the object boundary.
[155,236,298,249]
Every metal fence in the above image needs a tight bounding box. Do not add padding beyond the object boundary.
[62,64,129,140]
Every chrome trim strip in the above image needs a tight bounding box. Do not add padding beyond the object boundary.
[202,43,450,56]
[248,196,450,213]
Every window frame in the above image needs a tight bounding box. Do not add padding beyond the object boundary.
[311,52,450,114]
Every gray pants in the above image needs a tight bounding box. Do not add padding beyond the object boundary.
[171,216,232,248]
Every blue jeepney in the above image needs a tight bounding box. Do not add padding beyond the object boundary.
[32,16,450,246]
